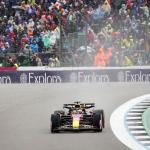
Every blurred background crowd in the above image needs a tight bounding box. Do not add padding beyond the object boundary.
[0,0,149,67]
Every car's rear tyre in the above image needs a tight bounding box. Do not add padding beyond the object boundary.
[51,114,61,133]
[54,110,65,115]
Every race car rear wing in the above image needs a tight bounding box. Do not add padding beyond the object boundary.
[63,102,95,109]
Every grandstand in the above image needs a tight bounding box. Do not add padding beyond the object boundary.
[0,0,149,67]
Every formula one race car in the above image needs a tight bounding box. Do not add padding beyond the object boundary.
[50,101,105,133]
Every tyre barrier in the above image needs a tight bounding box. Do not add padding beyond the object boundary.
[125,100,150,149]
[110,94,150,150]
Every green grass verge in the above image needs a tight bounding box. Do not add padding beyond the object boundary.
[142,107,150,136]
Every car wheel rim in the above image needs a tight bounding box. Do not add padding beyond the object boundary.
[99,115,102,129]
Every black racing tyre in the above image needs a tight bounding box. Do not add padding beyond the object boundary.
[93,113,102,132]
[51,114,61,133]
[54,110,65,115]
[93,109,105,128]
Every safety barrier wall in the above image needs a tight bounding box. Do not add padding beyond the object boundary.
[1,67,150,83]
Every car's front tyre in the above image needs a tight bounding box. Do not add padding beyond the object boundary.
[51,114,61,133]
[93,110,105,132]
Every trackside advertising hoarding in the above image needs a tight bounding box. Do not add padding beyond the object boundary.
[1,68,150,84]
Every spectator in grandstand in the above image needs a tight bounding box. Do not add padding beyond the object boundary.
[121,34,134,51]
[124,55,133,66]
[119,4,128,20]
[48,55,60,67]
[101,0,111,16]
[2,55,19,68]
[105,47,112,66]
[30,54,37,66]
[87,28,95,44]
[42,34,51,50]
[23,44,32,55]
[5,42,11,53]
[36,55,43,66]
[109,52,120,66]
[94,47,106,67]
[30,40,39,53]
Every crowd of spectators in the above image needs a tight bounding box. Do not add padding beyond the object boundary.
[0,0,149,67]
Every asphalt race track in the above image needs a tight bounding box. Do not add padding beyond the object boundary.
[0,83,150,150]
